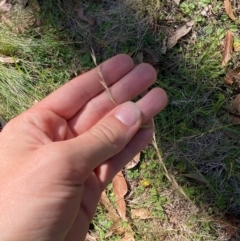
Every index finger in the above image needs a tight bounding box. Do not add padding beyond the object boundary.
[35,54,134,120]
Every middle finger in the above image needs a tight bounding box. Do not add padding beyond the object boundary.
[68,63,157,136]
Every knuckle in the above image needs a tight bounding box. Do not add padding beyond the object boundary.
[90,122,122,152]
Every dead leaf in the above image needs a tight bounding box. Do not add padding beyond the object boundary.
[222,30,233,67]
[0,57,16,63]
[100,191,120,222]
[215,218,237,240]
[131,208,152,219]
[143,48,159,74]
[77,7,88,22]
[173,0,180,5]
[76,7,95,26]
[86,233,97,241]
[229,94,240,115]
[136,52,143,63]
[224,0,236,21]
[125,153,141,170]
[224,66,240,84]
[167,21,195,49]
[0,2,12,12]
[200,5,213,17]
[128,49,159,74]
[182,173,207,185]
[143,48,159,66]
[224,75,234,85]
[112,171,128,220]
[229,114,240,125]
[1,0,41,33]
[119,232,135,241]
[106,217,135,238]
[223,129,240,140]
[87,16,95,26]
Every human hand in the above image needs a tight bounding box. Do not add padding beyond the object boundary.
[0,54,167,241]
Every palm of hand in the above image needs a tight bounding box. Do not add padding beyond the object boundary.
[0,55,167,241]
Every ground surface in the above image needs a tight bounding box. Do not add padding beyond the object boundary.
[1,0,240,240]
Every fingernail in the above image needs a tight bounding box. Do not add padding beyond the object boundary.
[115,102,141,126]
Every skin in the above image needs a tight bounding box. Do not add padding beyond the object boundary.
[0,54,168,241]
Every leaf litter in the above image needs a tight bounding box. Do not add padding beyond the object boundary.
[100,190,135,240]
[224,0,236,21]
[125,153,141,170]
[228,94,240,126]
[0,0,12,13]
[76,6,95,26]
[167,21,195,49]
[224,66,240,85]
[112,171,128,221]
[131,208,152,219]
[222,30,233,67]
[129,49,159,74]
[0,57,17,63]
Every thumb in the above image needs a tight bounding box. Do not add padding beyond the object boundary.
[60,102,142,179]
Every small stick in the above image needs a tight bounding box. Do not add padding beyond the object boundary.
[152,119,189,200]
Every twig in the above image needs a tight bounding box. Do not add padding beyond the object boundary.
[152,119,189,200]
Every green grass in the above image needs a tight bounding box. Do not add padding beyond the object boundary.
[1,0,240,240]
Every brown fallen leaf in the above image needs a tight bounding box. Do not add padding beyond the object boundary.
[100,191,120,222]
[229,94,240,115]
[223,129,240,140]
[229,114,240,125]
[0,0,12,13]
[1,0,41,33]
[131,208,152,219]
[224,66,240,85]
[136,51,143,63]
[86,16,95,26]
[224,0,236,21]
[182,173,207,185]
[76,7,95,26]
[105,215,135,238]
[119,232,135,241]
[125,153,141,170]
[0,57,16,63]
[173,0,180,5]
[224,75,234,85]
[112,171,128,220]
[143,48,159,66]
[77,7,88,22]
[143,48,159,74]
[222,30,233,67]
[167,21,194,49]
[85,233,97,241]
[215,218,237,240]
[128,49,159,74]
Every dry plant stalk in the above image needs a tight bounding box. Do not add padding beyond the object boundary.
[90,49,117,105]
[222,30,233,67]
[152,119,188,199]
